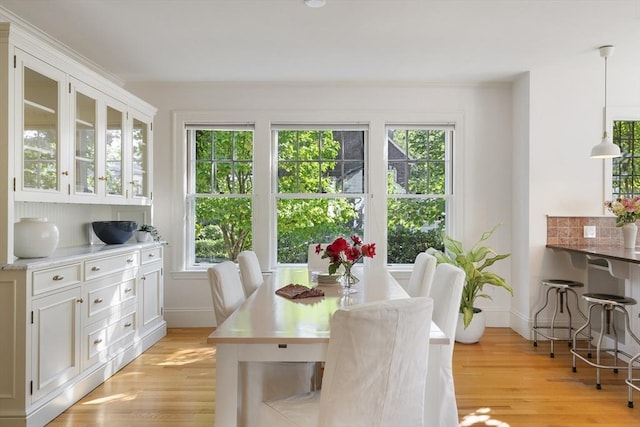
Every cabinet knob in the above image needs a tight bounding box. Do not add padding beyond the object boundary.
[93,338,103,344]
[91,266,101,271]
[124,288,133,293]
[141,275,146,281]
[61,170,69,176]
[52,275,64,281]
[98,176,107,181]
[126,258,134,263]
[124,322,132,328]
[94,298,103,304]
[148,253,155,258]
[77,298,84,303]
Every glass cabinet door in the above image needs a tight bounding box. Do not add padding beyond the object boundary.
[105,104,124,198]
[74,89,97,196]
[22,65,61,191]
[130,116,149,199]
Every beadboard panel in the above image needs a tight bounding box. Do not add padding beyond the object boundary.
[14,202,150,248]
[0,278,16,399]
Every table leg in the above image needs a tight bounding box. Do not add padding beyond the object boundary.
[215,344,239,427]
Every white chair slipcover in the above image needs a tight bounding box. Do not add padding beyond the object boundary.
[207,261,246,326]
[425,263,466,427]
[259,297,434,427]
[406,251,437,297]
[238,250,264,297]
[208,261,315,427]
[307,243,331,273]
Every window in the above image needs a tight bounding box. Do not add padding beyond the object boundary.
[386,125,453,263]
[612,120,640,197]
[274,126,367,263]
[186,126,254,266]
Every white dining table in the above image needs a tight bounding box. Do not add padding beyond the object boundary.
[207,265,449,427]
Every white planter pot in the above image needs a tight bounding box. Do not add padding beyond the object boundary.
[135,231,151,243]
[455,308,485,344]
[14,217,59,258]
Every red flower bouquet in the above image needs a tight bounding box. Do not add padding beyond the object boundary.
[316,235,376,276]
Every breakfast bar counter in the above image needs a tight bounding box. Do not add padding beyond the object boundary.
[547,243,640,356]
[546,244,640,265]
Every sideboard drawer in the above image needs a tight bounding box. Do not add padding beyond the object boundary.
[141,247,162,265]
[84,310,136,368]
[84,251,139,281]
[32,263,82,295]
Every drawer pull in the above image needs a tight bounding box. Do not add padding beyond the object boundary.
[124,287,133,293]
[148,253,155,258]
[52,275,64,281]
[93,338,103,344]
[126,258,134,263]
[94,298,103,304]
[141,275,146,281]
[124,322,132,328]
[77,298,84,304]
[91,266,101,272]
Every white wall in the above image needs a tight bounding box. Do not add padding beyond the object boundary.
[125,82,514,327]
[512,57,640,338]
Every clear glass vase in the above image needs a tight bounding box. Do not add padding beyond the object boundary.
[340,264,359,295]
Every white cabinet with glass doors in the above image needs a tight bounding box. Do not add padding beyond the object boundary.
[13,50,153,205]
[14,49,69,201]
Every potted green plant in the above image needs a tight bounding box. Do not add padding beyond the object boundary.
[136,224,160,243]
[428,225,513,343]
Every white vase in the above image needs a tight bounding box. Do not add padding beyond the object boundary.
[455,308,486,344]
[623,222,638,249]
[14,217,59,258]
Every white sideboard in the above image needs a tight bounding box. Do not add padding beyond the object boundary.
[0,242,166,427]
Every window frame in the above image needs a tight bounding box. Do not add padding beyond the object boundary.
[385,124,455,264]
[171,110,463,275]
[271,125,369,265]
[604,107,640,204]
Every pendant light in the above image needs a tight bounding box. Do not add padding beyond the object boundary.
[304,0,326,7]
[591,45,622,158]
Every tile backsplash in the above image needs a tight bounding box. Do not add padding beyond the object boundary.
[546,215,626,246]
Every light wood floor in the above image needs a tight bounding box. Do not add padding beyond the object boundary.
[47,327,640,426]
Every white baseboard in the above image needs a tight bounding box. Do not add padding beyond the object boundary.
[164,308,215,327]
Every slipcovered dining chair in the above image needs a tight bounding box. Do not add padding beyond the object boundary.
[425,263,466,427]
[406,251,437,297]
[307,243,331,272]
[238,250,264,297]
[207,261,246,326]
[208,261,315,427]
[259,297,435,427]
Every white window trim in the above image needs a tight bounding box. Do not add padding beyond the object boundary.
[171,110,464,275]
[604,106,640,207]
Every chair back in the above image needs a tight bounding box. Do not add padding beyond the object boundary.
[424,258,465,426]
[307,243,331,272]
[407,252,437,297]
[237,250,263,297]
[207,261,246,326]
[429,263,465,349]
[318,297,434,427]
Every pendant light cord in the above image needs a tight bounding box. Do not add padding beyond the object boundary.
[603,54,608,139]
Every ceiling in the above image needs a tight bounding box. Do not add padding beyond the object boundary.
[0,0,639,84]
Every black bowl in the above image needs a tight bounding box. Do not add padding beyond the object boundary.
[92,221,138,244]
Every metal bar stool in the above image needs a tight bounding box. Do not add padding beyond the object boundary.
[571,293,640,390]
[532,279,588,358]
[626,313,640,408]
